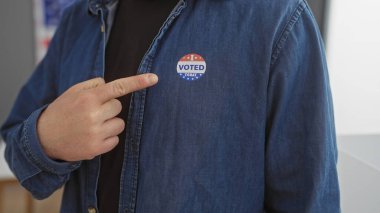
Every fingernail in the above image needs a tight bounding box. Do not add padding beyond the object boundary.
[148,74,158,84]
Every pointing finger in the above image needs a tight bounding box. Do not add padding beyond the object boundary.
[69,77,106,93]
[94,74,158,103]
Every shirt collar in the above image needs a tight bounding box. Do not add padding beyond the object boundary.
[88,0,118,15]
[88,0,194,16]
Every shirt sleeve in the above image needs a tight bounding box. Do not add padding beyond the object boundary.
[0,7,81,200]
[264,1,340,212]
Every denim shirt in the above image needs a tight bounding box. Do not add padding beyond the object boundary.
[1,0,340,212]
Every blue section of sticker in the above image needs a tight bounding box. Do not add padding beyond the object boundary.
[178,73,204,81]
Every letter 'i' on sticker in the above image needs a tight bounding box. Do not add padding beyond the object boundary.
[176,53,207,81]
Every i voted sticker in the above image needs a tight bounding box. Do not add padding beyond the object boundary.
[177,53,206,81]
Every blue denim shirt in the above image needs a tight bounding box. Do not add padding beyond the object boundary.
[1,0,340,212]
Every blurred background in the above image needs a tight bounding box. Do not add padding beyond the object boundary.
[0,0,379,212]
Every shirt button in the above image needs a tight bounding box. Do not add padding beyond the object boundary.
[88,207,96,213]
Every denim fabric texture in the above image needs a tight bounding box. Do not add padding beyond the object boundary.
[1,0,340,212]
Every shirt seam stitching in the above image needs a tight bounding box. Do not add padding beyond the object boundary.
[270,0,307,68]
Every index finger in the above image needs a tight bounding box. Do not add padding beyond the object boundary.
[94,73,158,103]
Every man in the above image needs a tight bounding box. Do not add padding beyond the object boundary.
[1,0,340,212]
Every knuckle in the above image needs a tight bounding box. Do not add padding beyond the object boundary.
[109,99,122,114]
[137,76,148,88]
[86,112,99,124]
[86,78,105,90]
[106,137,119,149]
[85,154,96,161]
[112,81,127,97]
[118,119,126,131]
[114,136,120,144]
[114,99,122,111]
[115,125,125,135]
[95,77,106,85]
[87,142,100,158]
[78,92,96,105]
[87,126,100,138]
[112,118,125,132]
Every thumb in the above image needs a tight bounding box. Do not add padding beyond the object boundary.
[70,77,106,92]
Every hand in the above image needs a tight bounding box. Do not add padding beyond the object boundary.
[37,74,158,162]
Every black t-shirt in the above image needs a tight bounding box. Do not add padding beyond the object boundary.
[97,0,178,212]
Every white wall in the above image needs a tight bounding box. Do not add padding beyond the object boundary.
[327,0,380,135]
[0,142,13,179]
[337,135,380,213]
[327,1,380,212]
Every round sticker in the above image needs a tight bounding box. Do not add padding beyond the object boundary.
[177,53,206,81]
